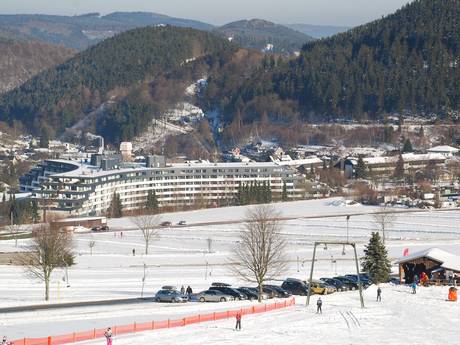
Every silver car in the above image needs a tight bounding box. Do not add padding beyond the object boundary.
[154,289,187,303]
[196,290,235,302]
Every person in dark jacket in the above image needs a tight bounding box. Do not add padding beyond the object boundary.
[235,312,242,330]
[186,285,193,296]
[377,287,382,302]
[316,297,322,314]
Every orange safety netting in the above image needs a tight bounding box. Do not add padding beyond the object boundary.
[12,298,295,345]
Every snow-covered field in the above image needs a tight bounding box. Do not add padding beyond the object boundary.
[79,285,460,345]
[0,198,459,342]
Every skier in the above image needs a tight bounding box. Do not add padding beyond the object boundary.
[316,297,323,314]
[235,312,242,330]
[104,328,113,345]
[377,287,382,302]
[411,281,417,294]
[2,336,12,345]
[180,285,185,295]
[186,285,193,296]
[132,248,136,256]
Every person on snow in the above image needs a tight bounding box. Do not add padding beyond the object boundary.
[180,285,185,295]
[235,312,242,330]
[377,287,382,302]
[411,281,417,294]
[316,297,323,314]
[2,336,12,345]
[186,285,193,296]
[104,328,113,345]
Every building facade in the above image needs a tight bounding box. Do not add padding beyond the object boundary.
[20,156,304,217]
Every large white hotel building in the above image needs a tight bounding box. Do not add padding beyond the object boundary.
[20,155,304,217]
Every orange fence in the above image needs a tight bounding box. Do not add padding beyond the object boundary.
[12,298,296,345]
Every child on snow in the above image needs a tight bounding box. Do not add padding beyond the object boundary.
[104,328,113,345]
[235,312,242,330]
[316,298,323,314]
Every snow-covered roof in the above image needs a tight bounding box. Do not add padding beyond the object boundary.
[396,248,460,272]
[271,156,323,166]
[348,153,446,166]
[427,145,459,154]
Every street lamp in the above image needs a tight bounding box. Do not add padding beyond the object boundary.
[342,215,350,255]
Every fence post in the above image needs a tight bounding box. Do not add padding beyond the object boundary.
[168,319,170,328]
[113,327,117,336]
[23,338,26,345]
[152,321,155,330]
[183,318,186,326]
[284,300,287,307]
[93,329,96,339]
[264,304,267,312]
[198,314,201,322]
[226,310,230,318]
[213,312,216,321]
[72,332,76,343]
[47,336,51,345]
[252,306,255,313]
[134,322,137,333]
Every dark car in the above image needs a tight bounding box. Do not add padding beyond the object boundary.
[239,287,269,300]
[344,274,371,288]
[209,286,247,300]
[263,285,291,298]
[320,278,348,292]
[333,276,360,290]
[160,221,172,227]
[236,288,259,301]
[281,278,310,296]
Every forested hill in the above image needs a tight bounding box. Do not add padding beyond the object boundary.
[213,19,313,54]
[204,0,460,124]
[0,37,75,94]
[0,26,234,139]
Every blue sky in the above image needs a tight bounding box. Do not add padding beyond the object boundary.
[0,0,413,26]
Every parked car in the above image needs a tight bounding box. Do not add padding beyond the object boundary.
[209,286,247,300]
[160,221,172,227]
[344,274,371,288]
[178,220,187,226]
[333,276,360,290]
[281,278,310,296]
[238,287,268,300]
[263,285,291,298]
[73,226,89,233]
[154,289,187,303]
[310,281,336,295]
[91,225,109,232]
[236,288,258,301]
[195,290,235,302]
[320,278,348,292]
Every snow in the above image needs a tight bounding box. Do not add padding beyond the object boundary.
[1,198,460,342]
[79,285,459,345]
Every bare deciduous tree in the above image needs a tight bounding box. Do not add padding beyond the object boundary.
[131,215,161,254]
[18,225,74,301]
[231,205,287,302]
[373,205,397,244]
[207,238,213,253]
[7,224,21,247]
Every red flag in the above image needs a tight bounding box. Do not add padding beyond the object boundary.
[403,248,409,256]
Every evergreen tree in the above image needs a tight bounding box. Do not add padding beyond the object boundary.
[146,190,159,214]
[31,200,40,223]
[402,138,413,153]
[361,232,391,284]
[393,154,405,179]
[282,182,288,202]
[355,156,368,179]
[109,192,123,218]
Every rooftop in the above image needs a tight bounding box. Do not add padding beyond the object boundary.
[396,247,460,272]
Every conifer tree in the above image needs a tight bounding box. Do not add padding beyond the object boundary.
[355,156,368,179]
[31,200,40,223]
[361,232,392,284]
[282,182,288,202]
[393,154,405,179]
[146,190,159,214]
[109,192,123,218]
[402,138,413,153]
